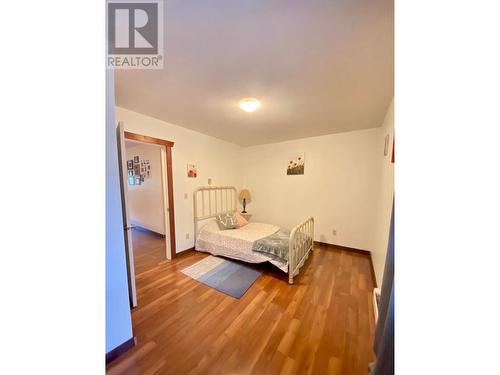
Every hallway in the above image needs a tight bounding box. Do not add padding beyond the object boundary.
[131,227,166,275]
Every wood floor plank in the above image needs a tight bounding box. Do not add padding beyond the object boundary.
[107,230,376,374]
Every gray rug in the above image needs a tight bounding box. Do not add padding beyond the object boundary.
[181,255,261,298]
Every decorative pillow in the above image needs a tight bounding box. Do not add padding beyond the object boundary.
[216,212,239,230]
[234,212,249,227]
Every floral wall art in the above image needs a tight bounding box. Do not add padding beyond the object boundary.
[287,153,305,175]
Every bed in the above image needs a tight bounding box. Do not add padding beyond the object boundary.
[193,186,314,284]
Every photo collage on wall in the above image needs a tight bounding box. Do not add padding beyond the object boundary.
[127,155,152,185]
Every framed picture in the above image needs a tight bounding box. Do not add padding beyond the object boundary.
[135,176,141,185]
[287,153,305,175]
[133,164,140,176]
[127,170,133,177]
[187,164,197,178]
[127,160,133,170]
[128,176,134,185]
[134,156,140,164]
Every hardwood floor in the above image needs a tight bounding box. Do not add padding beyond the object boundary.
[132,227,166,275]
[107,244,376,375]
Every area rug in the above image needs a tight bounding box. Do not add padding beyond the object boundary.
[181,255,261,299]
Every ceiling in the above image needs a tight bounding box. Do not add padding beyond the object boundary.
[115,0,393,146]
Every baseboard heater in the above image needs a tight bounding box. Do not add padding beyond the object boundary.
[373,288,381,323]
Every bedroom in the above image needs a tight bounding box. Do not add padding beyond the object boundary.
[4,1,500,375]
[106,0,394,373]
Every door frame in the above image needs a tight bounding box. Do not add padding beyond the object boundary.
[124,131,177,257]
[116,123,138,308]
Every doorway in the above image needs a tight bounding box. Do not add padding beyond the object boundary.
[125,140,168,275]
[116,124,177,308]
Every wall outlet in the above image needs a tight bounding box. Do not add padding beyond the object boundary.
[332,229,337,236]
[186,233,190,239]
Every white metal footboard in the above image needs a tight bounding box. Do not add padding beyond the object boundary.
[288,217,314,284]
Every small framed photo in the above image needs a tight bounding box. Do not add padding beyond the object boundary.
[135,176,141,185]
[127,160,133,170]
[133,165,140,176]
[187,164,197,178]
[128,176,135,185]
[127,170,133,176]
[134,156,140,164]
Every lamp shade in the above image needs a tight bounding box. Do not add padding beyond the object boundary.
[239,189,251,201]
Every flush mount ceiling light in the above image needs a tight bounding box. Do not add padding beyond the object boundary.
[238,98,261,113]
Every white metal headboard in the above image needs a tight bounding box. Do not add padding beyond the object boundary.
[193,186,237,239]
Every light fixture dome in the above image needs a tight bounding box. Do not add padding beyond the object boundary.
[238,98,261,113]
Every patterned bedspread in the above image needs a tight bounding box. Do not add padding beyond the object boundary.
[252,230,313,261]
[195,221,288,272]
[252,229,291,260]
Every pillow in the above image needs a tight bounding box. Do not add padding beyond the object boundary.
[216,212,239,230]
[234,212,249,227]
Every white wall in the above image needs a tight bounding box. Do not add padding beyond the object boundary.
[115,107,242,252]
[106,72,133,354]
[125,142,165,235]
[241,129,382,252]
[372,100,395,285]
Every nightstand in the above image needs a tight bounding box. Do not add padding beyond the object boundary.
[241,213,252,221]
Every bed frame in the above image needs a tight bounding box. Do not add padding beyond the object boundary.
[193,186,314,284]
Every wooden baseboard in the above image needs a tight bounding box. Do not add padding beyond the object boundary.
[314,241,369,254]
[132,225,165,238]
[106,337,136,364]
[177,247,195,255]
[314,241,377,288]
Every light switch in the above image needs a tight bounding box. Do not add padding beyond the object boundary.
[184,193,188,199]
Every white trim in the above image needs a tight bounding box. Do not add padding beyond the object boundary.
[160,147,171,259]
[116,121,137,308]
[373,287,380,323]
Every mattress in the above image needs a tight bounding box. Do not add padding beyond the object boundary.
[195,221,288,272]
